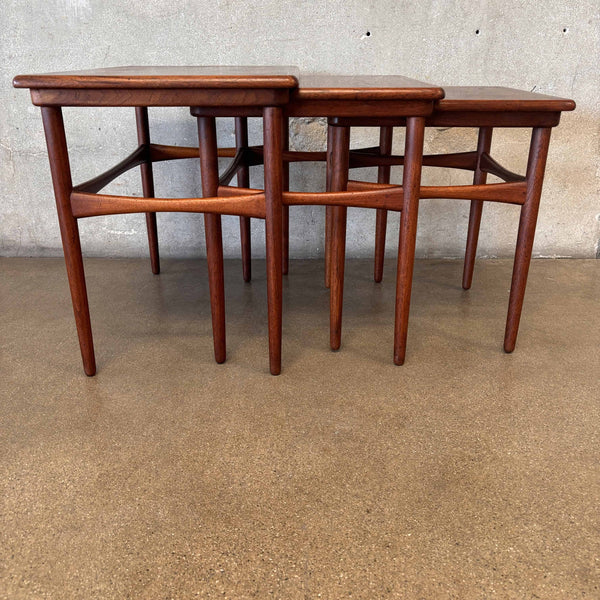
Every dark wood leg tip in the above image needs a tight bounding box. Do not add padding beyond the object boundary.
[269,364,281,376]
[214,345,226,365]
[462,281,472,291]
[83,363,96,376]
[374,272,383,284]
[152,265,160,275]
[393,353,406,366]
[242,251,251,282]
[503,342,516,354]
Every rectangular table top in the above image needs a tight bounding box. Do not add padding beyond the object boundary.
[438,86,575,112]
[13,66,300,90]
[295,74,444,101]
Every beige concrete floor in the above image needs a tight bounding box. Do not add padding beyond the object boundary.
[1,257,599,599]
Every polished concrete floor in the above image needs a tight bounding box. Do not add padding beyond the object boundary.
[1,257,599,599]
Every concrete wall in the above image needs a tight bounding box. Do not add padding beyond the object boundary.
[2,0,598,259]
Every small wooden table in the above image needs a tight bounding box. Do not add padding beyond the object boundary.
[193,75,445,365]
[330,86,575,354]
[289,75,445,364]
[13,66,298,375]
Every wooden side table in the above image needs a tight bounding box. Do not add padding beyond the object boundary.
[13,66,298,375]
[195,74,445,366]
[286,75,444,364]
[335,87,575,353]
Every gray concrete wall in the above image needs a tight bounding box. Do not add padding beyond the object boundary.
[2,0,599,259]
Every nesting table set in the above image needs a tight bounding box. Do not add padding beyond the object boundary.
[13,67,575,375]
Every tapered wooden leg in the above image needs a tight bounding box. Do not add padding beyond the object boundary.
[235,117,252,283]
[504,127,552,353]
[197,117,226,364]
[144,213,159,274]
[329,126,351,351]
[263,107,284,375]
[325,206,333,288]
[324,124,335,288]
[394,117,426,366]
[374,126,393,283]
[135,107,160,275]
[330,207,347,351]
[374,209,388,282]
[282,117,290,275]
[41,107,96,376]
[462,126,493,290]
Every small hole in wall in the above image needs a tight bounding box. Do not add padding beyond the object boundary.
[365,31,371,36]
[475,29,480,35]
[562,27,568,33]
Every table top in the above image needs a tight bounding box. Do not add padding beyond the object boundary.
[296,74,444,101]
[438,86,575,112]
[13,66,299,90]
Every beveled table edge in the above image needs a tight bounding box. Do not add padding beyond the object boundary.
[13,68,299,90]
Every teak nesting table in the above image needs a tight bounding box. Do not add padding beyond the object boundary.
[13,67,298,376]
[13,67,575,375]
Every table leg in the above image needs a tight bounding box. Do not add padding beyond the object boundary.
[41,107,96,376]
[329,125,350,351]
[197,116,226,364]
[462,126,493,290]
[235,117,252,283]
[135,107,160,275]
[263,106,284,375]
[282,117,290,275]
[324,123,334,288]
[394,116,426,365]
[374,126,393,283]
[504,127,551,352]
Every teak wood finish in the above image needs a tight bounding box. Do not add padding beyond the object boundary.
[234,117,252,282]
[14,68,575,374]
[14,67,297,375]
[194,83,573,362]
[332,86,574,354]
[134,107,160,275]
[288,75,442,364]
[192,74,445,365]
